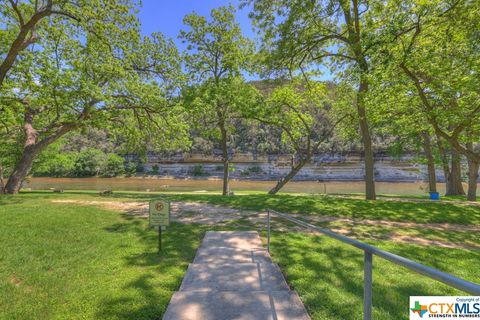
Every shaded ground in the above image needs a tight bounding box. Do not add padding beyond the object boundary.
[51,199,480,250]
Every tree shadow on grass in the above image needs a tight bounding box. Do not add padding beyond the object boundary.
[269,232,474,320]
[14,192,480,225]
[166,194,480,225]
[97,217,208,320]
[0,195,28,205]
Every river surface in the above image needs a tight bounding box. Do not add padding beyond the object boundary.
[22,177,480,196]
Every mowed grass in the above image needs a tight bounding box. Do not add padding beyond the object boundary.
[0,194,208,320]
[1,191,479,320]
[267,231,479,320]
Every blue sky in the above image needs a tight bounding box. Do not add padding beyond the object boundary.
[137,1,332,80]
[138,0,254,49]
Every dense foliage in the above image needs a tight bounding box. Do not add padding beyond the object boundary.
[1,1,479,199]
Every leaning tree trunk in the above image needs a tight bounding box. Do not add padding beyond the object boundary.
[421,132,437,193]
[219,122,230,196]
[357,76,376,200]
[446,148,465,196]
[4,144,42,194]
[467,143,479,201]
[268,159,307,195]
[4,109,77,194]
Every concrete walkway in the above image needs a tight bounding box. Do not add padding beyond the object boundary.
[163,231,310,320]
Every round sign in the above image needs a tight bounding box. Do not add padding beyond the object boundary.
[155,202,164,211]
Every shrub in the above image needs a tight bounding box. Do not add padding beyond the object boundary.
[73,148,107,177]
[34,153,77,177]
[191,164,208,176]
[151,165,160,175]
[240,165,263,176]
[125,161,137,177]
[102,153,125,177]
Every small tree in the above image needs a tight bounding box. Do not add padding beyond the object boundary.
[251,79,346,194]
[180,6,257,195]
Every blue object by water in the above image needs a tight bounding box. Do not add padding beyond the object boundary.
[429,192,440,200]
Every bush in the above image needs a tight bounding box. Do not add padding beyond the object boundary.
[125,161,137,177]
[150,165,159,175]
[240,166,263,176]
[102,153,125,177]
[73,148,107,177]
[191,164,209,176]
[34,153,77,177]
[34,144,128,178]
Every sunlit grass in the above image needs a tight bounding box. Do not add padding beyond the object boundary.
[0,195,208,320]
[267,231,479,320]
[1,192,478,320]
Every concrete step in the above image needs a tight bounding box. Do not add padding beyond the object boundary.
[163,290,311,320]
[193,246,272,264]
[179,263,290,292]
[201,231,263,250]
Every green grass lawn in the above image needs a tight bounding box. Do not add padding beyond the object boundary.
[1,191,479,320]
[0,194,209,320]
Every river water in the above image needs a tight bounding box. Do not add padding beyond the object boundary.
[22,177,480,196]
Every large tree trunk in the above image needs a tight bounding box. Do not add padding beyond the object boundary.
[269,159,307,195]
[446,149,465,196]
[436,137,464,196]
[219,122,230,196]
[4,109,76,194]
[4,145,41,194]
[421,132,437,193]
[467,142,478,201]
[5,112,45,194]
[357,77,376,200]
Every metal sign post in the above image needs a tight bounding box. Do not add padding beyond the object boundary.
[149,200,170,254]
[158,227,162,252]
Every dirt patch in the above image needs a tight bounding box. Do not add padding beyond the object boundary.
[388,233,479,250]
[52,200,148,216]
[10,275,22,287]
[323,227,479,250]
[171,202,261,225]
[51,200,260,225]
[293,214,480,233]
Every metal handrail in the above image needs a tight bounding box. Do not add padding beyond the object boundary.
[266,209,480,320]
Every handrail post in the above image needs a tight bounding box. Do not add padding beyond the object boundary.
[267,210,271,253]
[364,251,373,320]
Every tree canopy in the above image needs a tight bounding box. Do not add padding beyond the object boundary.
[1,0,479,199]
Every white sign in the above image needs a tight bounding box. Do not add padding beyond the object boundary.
[149,200,170,227]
